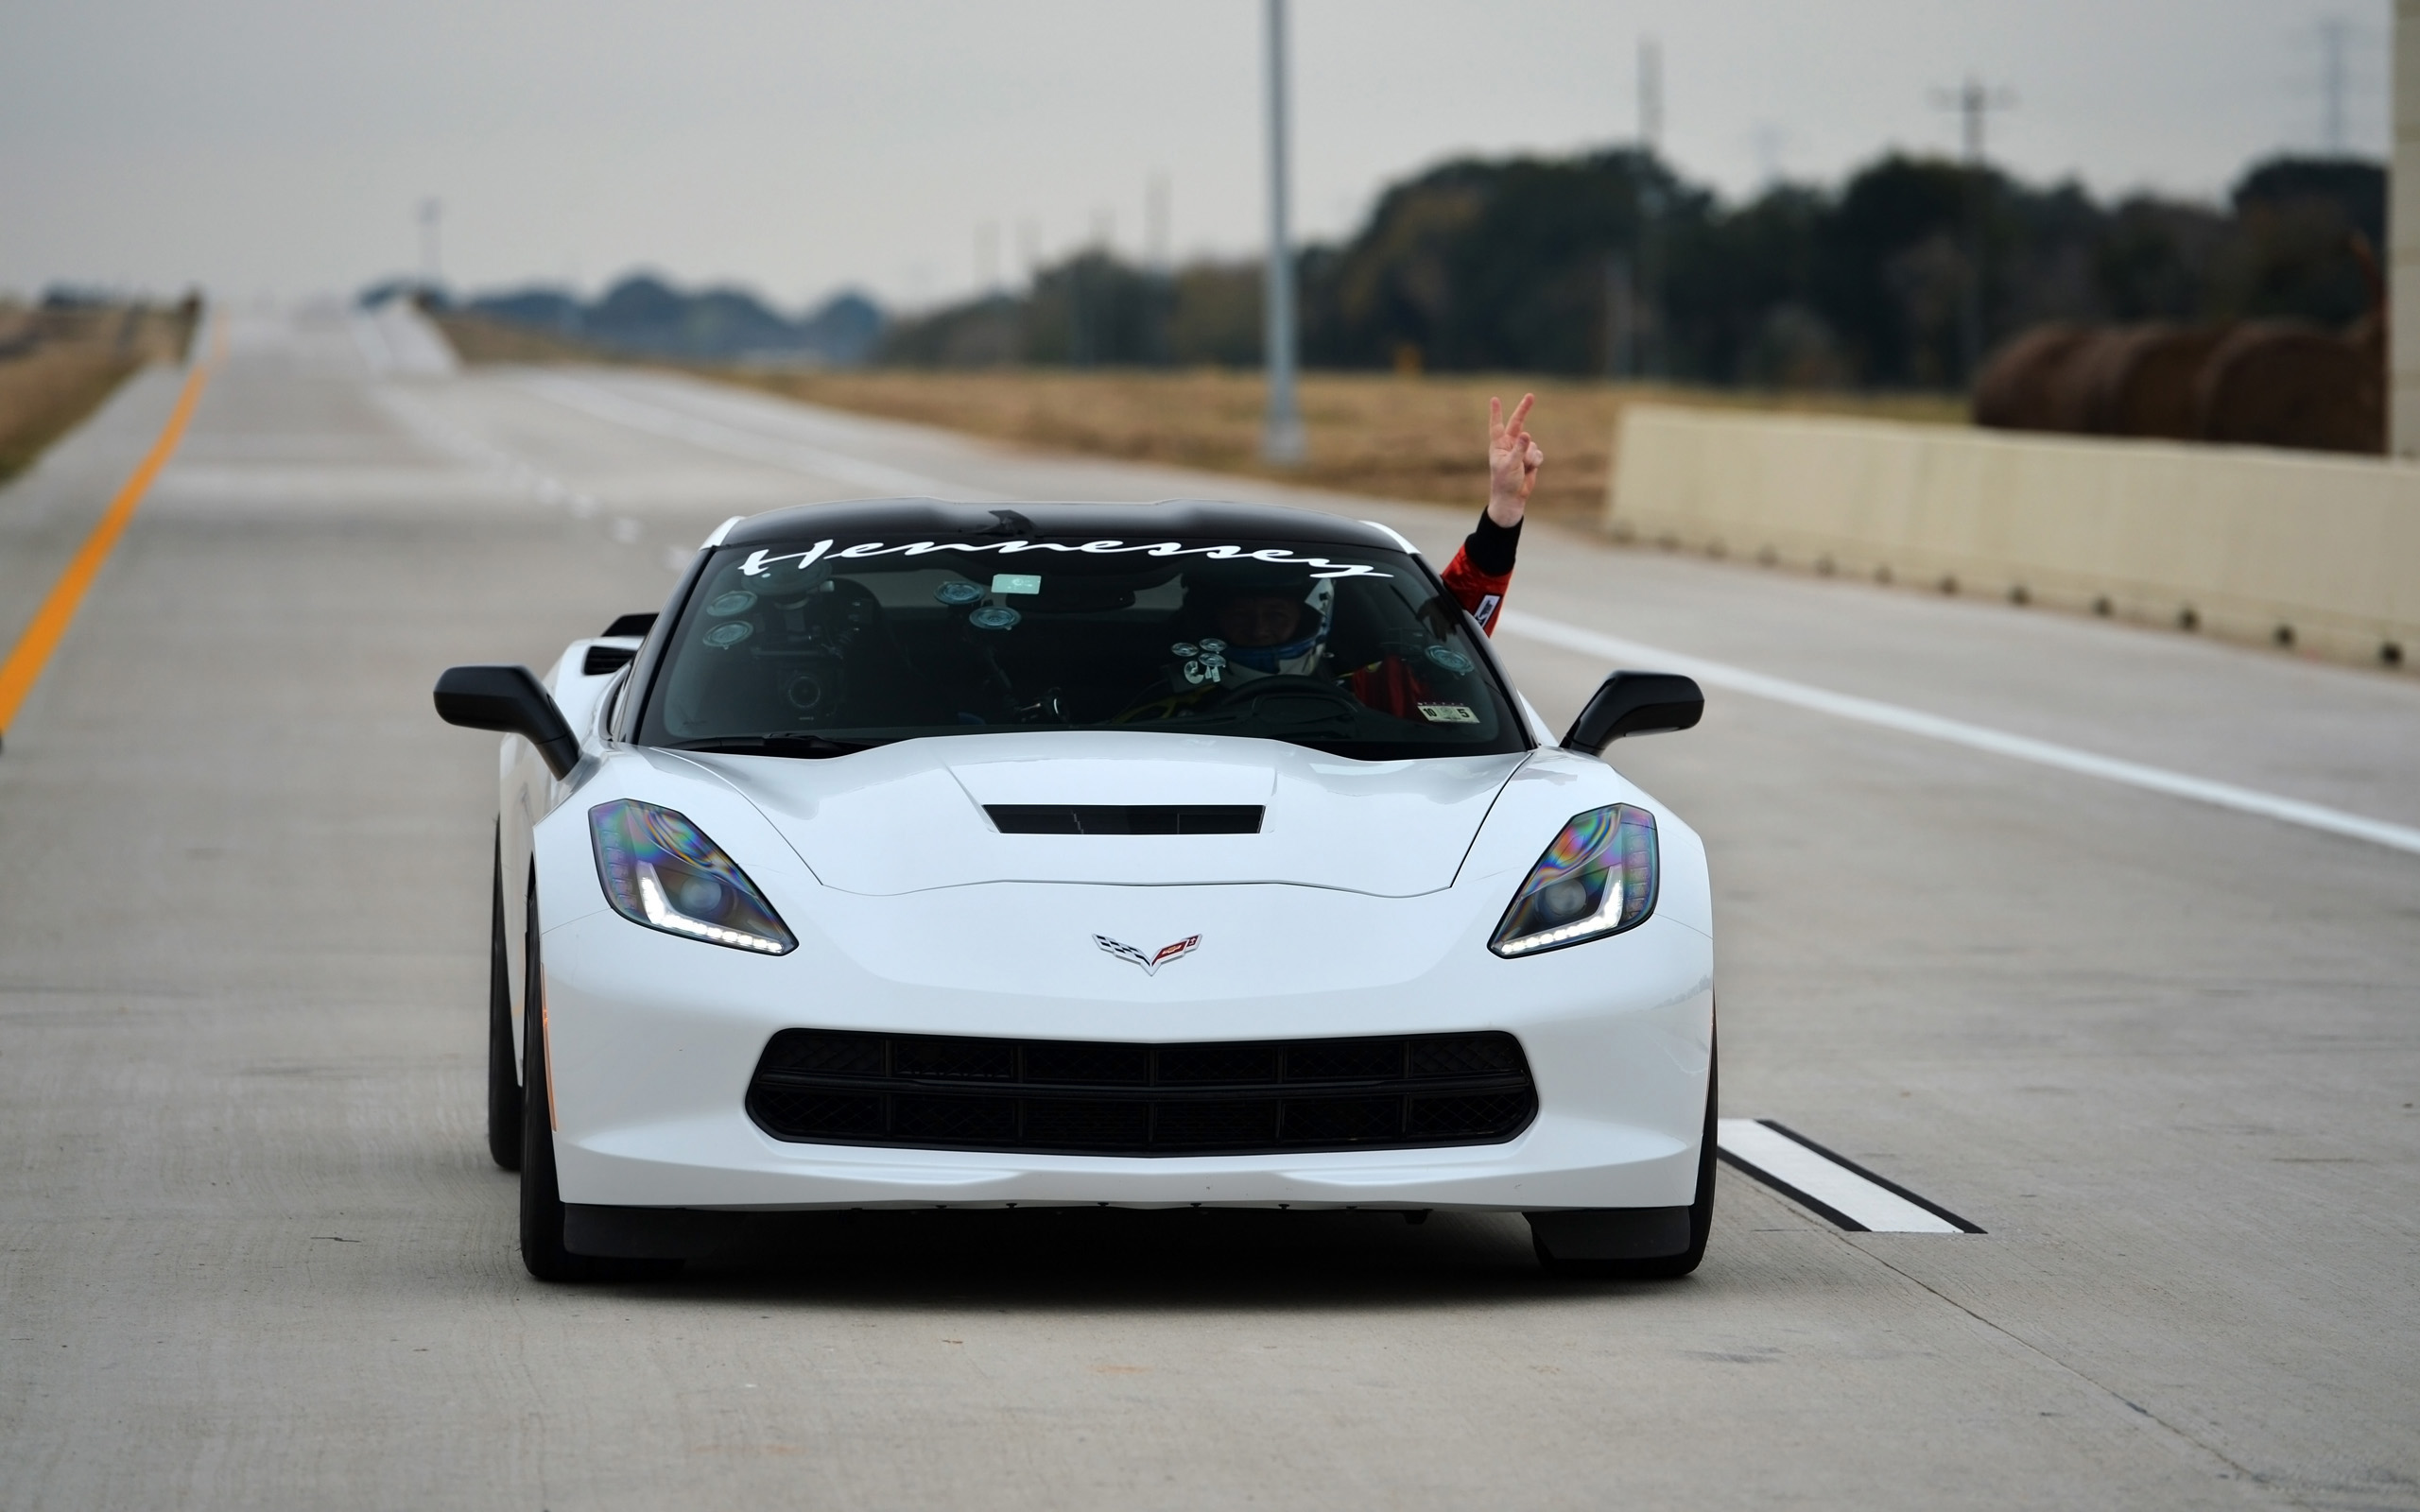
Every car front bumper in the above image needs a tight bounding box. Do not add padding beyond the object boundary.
[540,879,1715,1213]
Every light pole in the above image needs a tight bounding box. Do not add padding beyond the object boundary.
[1260,0,1305,465]
[418,198,443,298]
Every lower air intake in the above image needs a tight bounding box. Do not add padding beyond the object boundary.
[746,1029,1535,1156]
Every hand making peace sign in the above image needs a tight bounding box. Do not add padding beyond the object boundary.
[1487,392,1545,528]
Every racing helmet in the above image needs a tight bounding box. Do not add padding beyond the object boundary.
[1210,575,1336,677]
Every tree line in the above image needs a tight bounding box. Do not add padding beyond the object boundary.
[883,148,2384,391]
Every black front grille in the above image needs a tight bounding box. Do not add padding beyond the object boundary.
[746,1029,1535,1156]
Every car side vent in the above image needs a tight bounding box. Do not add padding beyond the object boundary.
[602,612,657,638]
[985,804,1263,835]
[582,644,638,676]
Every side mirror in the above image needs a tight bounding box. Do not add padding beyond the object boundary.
[434,664,579,779]
[1561,671,1703,756]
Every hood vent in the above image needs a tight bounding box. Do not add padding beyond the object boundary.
[985,804,1263,835]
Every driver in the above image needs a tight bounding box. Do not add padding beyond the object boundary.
[1126,394,1545,720]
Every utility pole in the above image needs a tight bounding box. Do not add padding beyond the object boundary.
[1603,255,1635,379]
[417,198,443,297]
[2392,0,2419,456]
[1146,173,1173,367]
[1931,77,2014,385]
[975,222,1001,297]
[2321,16,2348,153]
[1261,0,1305,465]
[1637,36,1662,151]
[1933,76,2014,163]
[1634,35,1665,379]
[1146,174,1171,274]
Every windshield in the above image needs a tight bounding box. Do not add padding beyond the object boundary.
[634,533,1528,761]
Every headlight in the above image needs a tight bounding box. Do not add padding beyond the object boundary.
[1489,804,1657,957]
[588,799,797,954]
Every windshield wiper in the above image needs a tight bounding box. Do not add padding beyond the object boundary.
[666,732,884,759]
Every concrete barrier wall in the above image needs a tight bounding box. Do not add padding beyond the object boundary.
[1605,404,2420,670]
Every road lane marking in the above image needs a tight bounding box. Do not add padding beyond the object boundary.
[519,374,992,501]
[1716,1119,1981,1233]
[1499,610,2420,859]
[0,334,220,748]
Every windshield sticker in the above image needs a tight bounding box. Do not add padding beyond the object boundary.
[1417,702,1478,724]
[991,573,1043,595]
[737,538,1391,579]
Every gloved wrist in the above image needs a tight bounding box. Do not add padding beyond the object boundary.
[1467,508,1522,576]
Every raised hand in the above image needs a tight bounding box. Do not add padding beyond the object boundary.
[1487,393,1545,527]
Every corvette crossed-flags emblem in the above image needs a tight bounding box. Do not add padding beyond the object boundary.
[1095,934,1201,975]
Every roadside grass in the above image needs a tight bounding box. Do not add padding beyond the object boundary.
[0,350,139,482]
[430,313,603,365]
[0,301,200,482]
[428,312,1967,524]
[716,369,1966,525]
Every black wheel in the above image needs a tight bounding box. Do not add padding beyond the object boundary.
[519,879,681,1283]
[1533,1029,1718,1280]
[486,826,523,1171]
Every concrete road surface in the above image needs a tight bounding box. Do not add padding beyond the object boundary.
[2,302,2414,1511]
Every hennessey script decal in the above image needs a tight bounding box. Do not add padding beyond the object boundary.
[738,540,1390,580]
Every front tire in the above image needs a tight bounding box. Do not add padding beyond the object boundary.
[1532,1030,1718,1280]
[486,827,522,1171]
[518,880,680,1282]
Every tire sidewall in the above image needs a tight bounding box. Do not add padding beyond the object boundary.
[486,828,523,1171]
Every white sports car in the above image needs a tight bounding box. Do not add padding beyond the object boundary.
[436,499,1713,1281]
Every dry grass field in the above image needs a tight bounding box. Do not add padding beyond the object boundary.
[430,312,601,366]
[0,301,199,480]
[725,369,1965,524]
[431,311,1966,524]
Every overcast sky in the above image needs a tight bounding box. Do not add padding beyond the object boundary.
[0,0,2392,311]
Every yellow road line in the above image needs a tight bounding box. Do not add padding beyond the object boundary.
[0,326,222,746]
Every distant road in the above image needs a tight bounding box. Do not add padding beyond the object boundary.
[2,301,2413,1511]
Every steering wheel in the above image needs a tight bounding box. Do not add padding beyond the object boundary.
[1197,674,1365,723]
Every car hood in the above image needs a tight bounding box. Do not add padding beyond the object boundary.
[673,731,1529,897]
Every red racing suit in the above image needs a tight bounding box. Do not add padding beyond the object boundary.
[1437,509,1520,634]
[1346,509,1519,716]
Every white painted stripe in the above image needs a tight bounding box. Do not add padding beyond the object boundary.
[1715,1120,1962,1233]
[520,375,990,501]
[1499,610,2420,859]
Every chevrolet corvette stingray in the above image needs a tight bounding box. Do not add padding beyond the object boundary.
[436,499,1712,1281]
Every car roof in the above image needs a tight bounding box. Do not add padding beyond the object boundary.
[718,498,1409,554]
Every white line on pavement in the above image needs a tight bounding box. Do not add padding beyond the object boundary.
[1715,1120,1970,1234]
[1499,610,2420,859]
[519,375,993,502]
